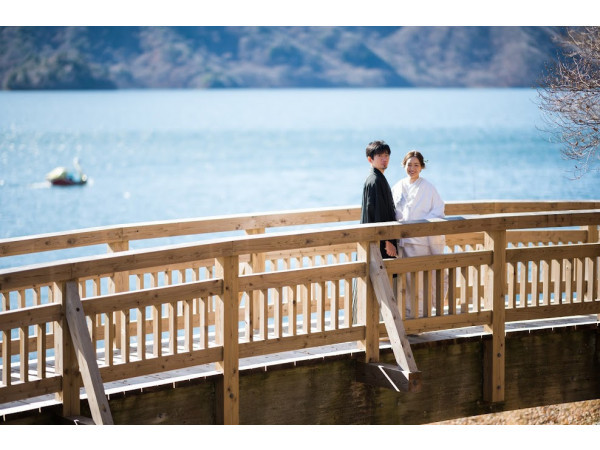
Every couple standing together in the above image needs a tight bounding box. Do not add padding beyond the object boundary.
[360,140,445,317]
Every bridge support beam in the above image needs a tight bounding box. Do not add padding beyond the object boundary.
[483,230,506,403]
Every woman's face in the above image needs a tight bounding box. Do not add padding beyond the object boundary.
[404,156,422,181]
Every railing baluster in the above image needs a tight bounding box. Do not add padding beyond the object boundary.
[259,289,268,339]
[423,270,430,318]
[459,267,468,313]
[274,286,283,338]
[289,285,297,336]
[199,295,208,349]
[564,258,573,303]
[17,290,28,383]
[33,286,46,379]
[317,281,325,331]
[507,262,516,309]
[447,268,456,315]
[331,279,339,330]
[541,260,550,306]
[575,257,584,303]
[472,266,480,313]
[1,291,11,386]
[435,269,443,317]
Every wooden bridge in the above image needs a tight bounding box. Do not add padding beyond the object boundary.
[1,200,599,424]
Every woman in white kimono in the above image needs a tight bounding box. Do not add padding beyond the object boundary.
[392,150,446,318]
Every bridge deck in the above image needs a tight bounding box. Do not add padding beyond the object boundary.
[1,314,597,420]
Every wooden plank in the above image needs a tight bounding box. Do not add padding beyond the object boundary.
[239,326,364,359]
[65,281,113,425]
[81,279,223,316]
[98,346,222,383]
[0,303,62,331]
[506,243,600,264]
[0,376,62,404]
[368,242,418,374]
[264,243,357,261]
[239,261,364,293]
[505,301,600,321]
[507,229,587,245]
[386,250,493,274]
[400,311,492,335]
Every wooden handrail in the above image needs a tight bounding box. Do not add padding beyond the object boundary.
[2,209,599,291]
[2,201,599,258]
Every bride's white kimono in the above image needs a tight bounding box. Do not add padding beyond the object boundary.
[391,176,446,318]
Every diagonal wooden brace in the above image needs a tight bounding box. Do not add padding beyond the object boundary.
[361,242,421,392]
[65,281,114,425]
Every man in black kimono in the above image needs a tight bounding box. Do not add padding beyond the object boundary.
[361,140,398,258]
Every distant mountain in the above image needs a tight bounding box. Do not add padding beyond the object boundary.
[0,26,566,90]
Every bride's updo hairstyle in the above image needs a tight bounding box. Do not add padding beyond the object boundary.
[402,150,426,169]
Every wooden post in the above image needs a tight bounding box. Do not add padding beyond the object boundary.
[53,281,80,417]
[356,242,379,363]
[483,230,506,403]
[215,255,240,425]
[65,281,113,424]
[108,241,129,358]
[246,228,265,340]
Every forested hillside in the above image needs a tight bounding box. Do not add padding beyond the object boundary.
[0,26,565,89]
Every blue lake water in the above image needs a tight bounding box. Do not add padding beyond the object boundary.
[1,88,599,268]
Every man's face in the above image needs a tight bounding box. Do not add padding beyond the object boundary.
[368,152,390,172]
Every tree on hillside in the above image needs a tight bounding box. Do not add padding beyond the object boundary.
[538,26,600,178]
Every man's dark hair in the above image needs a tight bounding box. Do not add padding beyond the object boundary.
[365,140,391,159]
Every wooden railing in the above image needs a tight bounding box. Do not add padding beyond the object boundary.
[0,201,599,424]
